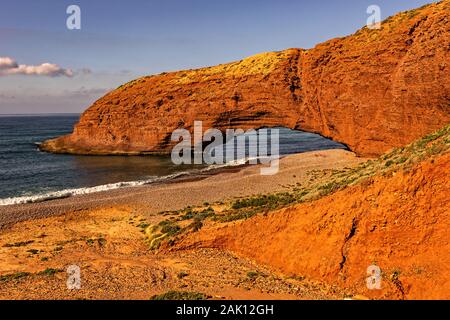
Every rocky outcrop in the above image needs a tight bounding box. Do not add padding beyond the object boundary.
[172,143,450,299]
[40,1,450,157]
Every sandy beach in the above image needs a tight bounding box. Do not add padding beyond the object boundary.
[0,148,368,300]
[1,0,449,302]
[1,137,449,300]
[0,149,365,229]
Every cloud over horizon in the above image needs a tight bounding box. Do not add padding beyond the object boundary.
[0,57,73,77]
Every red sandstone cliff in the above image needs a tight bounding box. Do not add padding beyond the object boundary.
[172,132,450,299]
[40,1,450,157]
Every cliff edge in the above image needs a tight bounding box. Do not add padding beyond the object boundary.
[171,124,450,299]
[40,1,450,157]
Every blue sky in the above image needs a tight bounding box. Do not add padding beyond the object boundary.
[0,0,437,114]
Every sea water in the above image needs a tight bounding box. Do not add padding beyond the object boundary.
[0,114,346,205]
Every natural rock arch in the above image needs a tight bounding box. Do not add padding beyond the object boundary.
[40,1,450,157]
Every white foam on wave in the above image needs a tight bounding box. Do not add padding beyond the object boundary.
[200,157,249,171]
[0,157,255,206]
[0,172,188,206]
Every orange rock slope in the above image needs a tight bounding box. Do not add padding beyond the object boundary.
[174,151,450,300]
[40,1,450,157]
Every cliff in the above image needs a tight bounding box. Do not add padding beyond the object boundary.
[172,124,450,299]
[40,1,450,157]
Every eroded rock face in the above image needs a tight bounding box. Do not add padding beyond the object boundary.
[174,152,450,299]
[40,1,450,157]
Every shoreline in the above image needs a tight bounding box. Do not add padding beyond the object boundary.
[0,162,249,207]
[0,149,367,229]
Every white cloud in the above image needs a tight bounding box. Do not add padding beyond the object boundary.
[0,57,18,70]
[0,57,73,77]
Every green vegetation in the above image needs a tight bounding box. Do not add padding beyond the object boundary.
[26,249,41,255]
[385,160,394,167]
[390,269,402,281]
[38,268,63,276]
[97,237,107,247]
[177,271,189,279]
[3,240,34,248]
[0,272,30,282]
[189,219,203,232]
[150,291,208,300]
[231,193,296,210]
[145,124,449,251]
[137,222,150,229]
[406,9,420,19]
[159,221,181,236]
[287,275,306,282]
[143,207,218,249]
[247,271,266,280]
[86,237,107,247]
[144,220,181,250]
[180,207,215,221]
[213,210,257,223]
[0,267,63,282]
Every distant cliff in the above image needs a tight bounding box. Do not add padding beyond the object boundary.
[40,1,450,157]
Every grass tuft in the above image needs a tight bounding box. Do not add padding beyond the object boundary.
[150,291,208,300]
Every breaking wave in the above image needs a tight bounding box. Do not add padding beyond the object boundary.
[0,158,251,206]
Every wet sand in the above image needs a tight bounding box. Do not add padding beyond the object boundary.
[0,149,366,228]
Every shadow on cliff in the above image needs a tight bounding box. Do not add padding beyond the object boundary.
[39,1,450,158]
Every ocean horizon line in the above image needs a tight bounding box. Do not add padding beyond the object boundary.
[0,113,81,117]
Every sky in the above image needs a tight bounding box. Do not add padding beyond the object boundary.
[0,0,437,114]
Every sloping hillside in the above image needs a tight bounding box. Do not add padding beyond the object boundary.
[170,124,450,299]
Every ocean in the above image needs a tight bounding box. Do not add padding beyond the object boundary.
[0,114,347,205]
